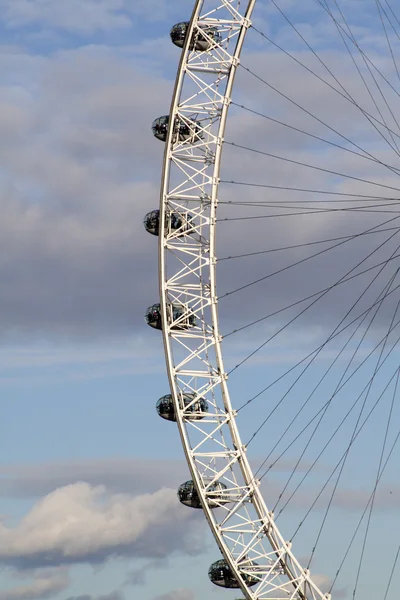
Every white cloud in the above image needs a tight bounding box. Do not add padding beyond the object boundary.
[0,483,206,568]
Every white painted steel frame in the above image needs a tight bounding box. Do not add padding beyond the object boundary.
[157,2,331,599]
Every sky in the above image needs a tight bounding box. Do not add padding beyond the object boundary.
[1,1,400,599]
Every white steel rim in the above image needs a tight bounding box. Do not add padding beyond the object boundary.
[157,2,330,600]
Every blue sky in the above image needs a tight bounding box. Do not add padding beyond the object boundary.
[1,1,400,599]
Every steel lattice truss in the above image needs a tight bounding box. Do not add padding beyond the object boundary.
[157,1,331,599]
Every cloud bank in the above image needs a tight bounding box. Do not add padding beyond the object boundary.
[0,568,69,600]
[0,484,206,569]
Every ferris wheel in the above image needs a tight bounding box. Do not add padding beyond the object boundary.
[143,2,400,599]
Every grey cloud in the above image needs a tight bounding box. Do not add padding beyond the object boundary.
[126,557,168,586]
[0,24,397,346]
[1,458,396,520]
[0,568,69,600]
[268,481,400,514]
[0,456,327,500]
[126,567,147,586]
[152,590,194,600]
[0,181,158,340]
[0,458,187,499]
[333,484,400,512]
[65,594,124,600]
[0,336,165,383]
[0,44,171,341]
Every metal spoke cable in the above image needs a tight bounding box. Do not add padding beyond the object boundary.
[384,541,400,600]
[220,179,400,199]
[219,208,400,220]
[376,0,400,83]
[221,219,400,306]
[218,202,400,222]
[244,257,400,449]
[238,284,400,428]
[218,225,400,262]
[258,0,400,156]
[331,429,400,595]
[223,5,400,593]
[327,2,400,158]
[231,218,400,405]
[289,363,400,541]
[380,0,400,39]
[351,364,400,599]
[241,279,400,539]
[237,277,400,429]
[248,22,400,156]
[307,279,400,575]
[266,0,362,102]
[234,0,400,516]
[224,141,400,194]
[218,199,400,208]
[318,0,400,154]
[225,254,400,349]
[245,265,397,450]
[230,100,400,171]
[322,17,400,159]
[221,213,400,301]
[239,61,400,167]
[220,199,400,212]
[383,0,400,31]
[269,268,400,515]
[263,328,400,497]
[236,276,395,527]
[321,0,400,99]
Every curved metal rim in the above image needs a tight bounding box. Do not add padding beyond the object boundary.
[157,2,330,599]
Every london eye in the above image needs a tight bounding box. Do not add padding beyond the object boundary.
[144,2,400,599]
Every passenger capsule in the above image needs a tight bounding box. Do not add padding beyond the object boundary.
[145,303,196,331]
[156,393,208,422]
[170,21,222,51]
[151,115,203,143]
[178,479,228,509]
[178,480,202,509]
[143,210,193,237]
[208,559,259,588]
[145,304,163,330]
